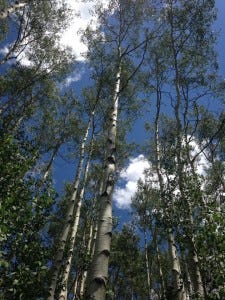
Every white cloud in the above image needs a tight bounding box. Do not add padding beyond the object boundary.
[113,138,210,210]
[114,155,150,209]
[62,0,109,61]
[63,68,85,87]
[187,136,208,176]
[0,43,32,66]
[0,45,9,55]
[0,0,109,66]
[0,45,15,65]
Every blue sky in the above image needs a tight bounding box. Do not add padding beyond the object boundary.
[1,0,219,226]
[51,0,225,220]
[215,0,225,75]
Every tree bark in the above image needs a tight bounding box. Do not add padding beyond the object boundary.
[154,234,166,300]
[168,230,186,300]
[154,79,185,300]
[79,221,94,297]
[186,236,205,299]
[58,136,94,300]
[87,61,121,300]
[47,113,94,300]
[72,270,81,300]
[167,3,205,298]
[144,229,152,300]
[0,1,27,19]
[43,143,61,182]
[184,256,193,300]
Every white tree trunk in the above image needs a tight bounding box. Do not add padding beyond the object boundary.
[184,257,193,300]
[168,231,186,300]
[154,86,185,300]
[43,144,60,182]
[87,62,121,299]
[58,137,94,300]
[72,271,80,300]
[79,222,94,297]
[47,114,93,300]
[155,239,166,300]
[144,229,151,300]
[0,1,27,19]
[186,236,205,299]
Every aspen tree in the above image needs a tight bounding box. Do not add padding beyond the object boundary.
[79,222,94,297]
[154,82,186,300]
[48,112,94,300]
[79,187,100,297]
[87,60,121,299]
[166,1,205,295]
[143,226,151,300]
[159,1,218,297]
[142,42,186,298]
[155,237,167,299]
[84,1,148,298]
[58,132,95,300]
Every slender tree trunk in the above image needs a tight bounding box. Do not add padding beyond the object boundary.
[79,222,94,297]
[87,61,121,300]
[155,237,166,300]
[154,81,185,300]
[0,102,8,116]
[183,138,206,299]
[144,229,151,300]
[58,137,94,300]
[184,256,193,300]
[168,5,205,298]
[43,143,61,182]
[11,115,25,134]
[3,96,34,133]
[186,237,205,299]
[31,143,60,211]
[77,221,98,299]
[0,1,27,19]
[72,270,81,300]
[176,149,205,297]
[83,180,103,298]
[79,182,101,298]
[91,222,98,257]
[47,113,94,300]
[173,55,205,300]
[168,230,186,300]
[131,287,134,300]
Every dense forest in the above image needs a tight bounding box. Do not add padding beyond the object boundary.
[0,0,225,299]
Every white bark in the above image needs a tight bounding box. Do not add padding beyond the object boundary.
[186,236,205,299]
[47,114,93,300]
[154,84,185,300]
[171,33,204,298]
[72,271,80,300]
[144,229,151,300]
[58,137,94,300]
[43,144,60,182]
[78,182,100,297]
[0,1,27,19]
[168,231,186,300]
[79,222,94,297]
[160,7,204,295]
[155,241,166,300]
[87,62,121,299]
[184,257,193,300]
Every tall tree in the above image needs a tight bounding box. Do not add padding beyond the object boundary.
[83,1,150,298]
[47,109,94,300]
